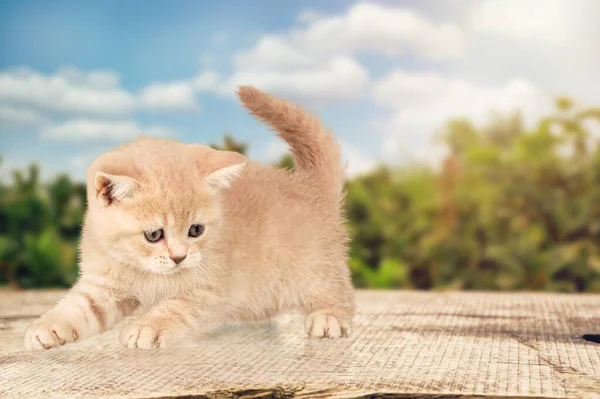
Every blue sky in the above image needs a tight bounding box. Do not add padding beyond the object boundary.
[1,0,599,181]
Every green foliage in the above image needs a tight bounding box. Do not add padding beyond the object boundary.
[0,165,84,288]
[1,100,599,291]
[345,99,600,292]
[210,133,248,155]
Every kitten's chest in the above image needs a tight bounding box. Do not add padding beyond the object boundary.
[123,273,193,307]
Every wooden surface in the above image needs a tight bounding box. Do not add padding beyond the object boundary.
[1,290,600,399]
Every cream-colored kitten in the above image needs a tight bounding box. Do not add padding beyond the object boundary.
[24,86,355,350]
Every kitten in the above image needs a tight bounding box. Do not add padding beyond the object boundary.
[24,86,356,350]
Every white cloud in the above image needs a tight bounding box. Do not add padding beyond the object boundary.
[0,66,196,142]
[227,56,369,102]
[218,2,465,102]
[373,70,552,165]
[342,143,376,177]
[56,67,120,89]
[264,139,288,162]
[234,37,317,71]
[0,66,202,120]
[194,71,223,93]
[297,2,465,59]
[41,119,175,142]
[30,2,460,110]
[470,0,575,44]
[458,0,600,105]
[138,82,199,112]
[364,0,599,166]
[4,0,598,168]
[0,105,49,128]
[297,9,324,24]
[0,67,136,118]
[237,2,465,67]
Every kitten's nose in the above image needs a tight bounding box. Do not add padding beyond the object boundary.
[170,254,187,264]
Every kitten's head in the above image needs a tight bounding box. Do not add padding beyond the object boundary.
[85,138,246,275]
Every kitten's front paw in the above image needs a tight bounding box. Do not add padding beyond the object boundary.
[119,322,161,349]
[119,321,180,349]
[24,315,78,350]
[304,311,351,339]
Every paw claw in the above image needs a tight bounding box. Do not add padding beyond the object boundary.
[52,330,65,345]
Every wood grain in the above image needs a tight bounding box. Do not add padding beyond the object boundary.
[1,290,600,398]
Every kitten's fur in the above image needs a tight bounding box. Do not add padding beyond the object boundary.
[24,86,355,350]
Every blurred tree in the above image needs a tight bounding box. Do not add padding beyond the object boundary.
[345,98,600,292]
[210,133,248,155]
[275,153,295,170]
[0,165,81,288]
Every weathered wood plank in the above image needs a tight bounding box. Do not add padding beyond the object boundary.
[1,290,600,398]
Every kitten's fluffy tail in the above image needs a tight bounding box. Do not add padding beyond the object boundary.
[237,85,344,198]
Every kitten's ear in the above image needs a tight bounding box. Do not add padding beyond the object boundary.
[204,151,247,191]
[94,172,139,205]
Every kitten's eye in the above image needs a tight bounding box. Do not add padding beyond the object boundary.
[144,229,164,243]
[188,224,204,238]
